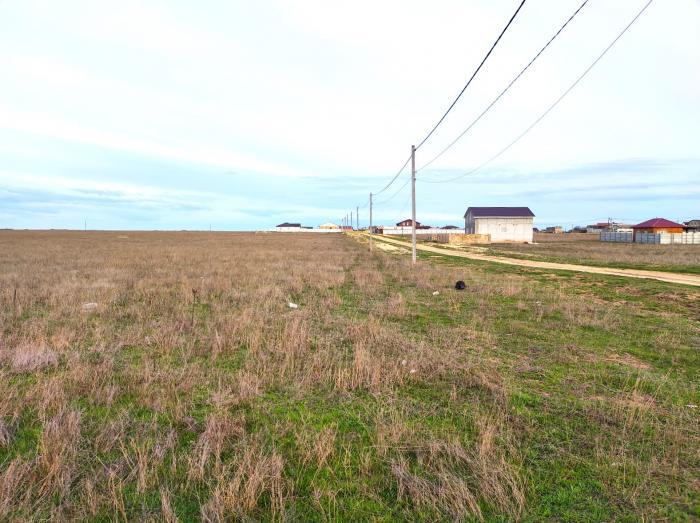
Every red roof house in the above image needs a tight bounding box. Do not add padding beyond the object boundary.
[632,218,684,240]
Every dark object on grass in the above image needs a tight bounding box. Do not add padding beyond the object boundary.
[455,280,466,290]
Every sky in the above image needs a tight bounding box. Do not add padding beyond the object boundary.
[1,0,699,230]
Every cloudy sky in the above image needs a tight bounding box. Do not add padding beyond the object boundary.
[1,0,698,230]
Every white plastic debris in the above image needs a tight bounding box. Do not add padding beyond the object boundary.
[432,291,440,296]
[410,369,417,374]
[401,359,407,366]
[288,302,299,309]
[81,302,98,312]
[686,404,698,409]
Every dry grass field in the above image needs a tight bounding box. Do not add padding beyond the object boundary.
[0,230,698,521]
[488,232,700,274]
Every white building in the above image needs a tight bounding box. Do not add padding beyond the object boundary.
[464,207,535,243]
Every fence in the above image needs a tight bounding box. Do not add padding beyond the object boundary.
[380,227,465,236]
[600,232,633,243]
[601,231,700,244]
[425,233,490,245]
[269,228,342,233]
[635,232,700,245]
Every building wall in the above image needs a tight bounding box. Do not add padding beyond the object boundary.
[465,216,533,243]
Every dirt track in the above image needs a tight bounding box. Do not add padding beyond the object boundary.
[368,234,700,288]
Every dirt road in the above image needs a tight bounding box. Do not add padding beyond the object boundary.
[368,235,700,287]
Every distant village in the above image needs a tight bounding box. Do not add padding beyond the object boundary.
[272,208,700,246]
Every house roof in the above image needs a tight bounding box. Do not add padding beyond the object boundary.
[276,222,301,228]
[632,218,685,229]
[464,207,534,218]
[396,219,421,226]
[441,225,460,229]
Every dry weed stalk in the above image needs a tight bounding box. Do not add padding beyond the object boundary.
[201,443,285,521]
[38,408,81,498]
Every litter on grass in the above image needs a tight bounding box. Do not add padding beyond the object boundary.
[288,302,299,309]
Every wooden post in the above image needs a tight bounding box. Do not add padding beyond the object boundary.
[411,145,417,265]
[369,192,373,252]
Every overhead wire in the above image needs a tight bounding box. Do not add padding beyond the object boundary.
[418,0,590,172]
[374,177,411,206]
[358,0,529,218]
[420,0,654,185]
[375,154,412,195]
[415,0,528,151]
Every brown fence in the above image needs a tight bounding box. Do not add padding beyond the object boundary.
[425,233,490,245]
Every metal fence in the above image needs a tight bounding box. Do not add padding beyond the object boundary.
[602,231,700,244]
[635,232,700,244]
[600,232,633,243]
[380,227,465,236]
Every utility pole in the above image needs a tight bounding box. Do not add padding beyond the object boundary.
[411,145,417,265]
[356,206,359,230]
[369,192,373,252]
[350,211,353,231]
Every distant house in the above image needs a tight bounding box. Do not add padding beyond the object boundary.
[275,222,302,232]
[587,221,632,233]
[464,207,535,243]
[544,226,563,234]
[632,218,685,241]
[396,219,420,228]
[441,225,460,230]
[586,222,609,234]
[685,219,700,232]
[319,222,340,230]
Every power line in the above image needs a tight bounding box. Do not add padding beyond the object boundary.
[375,154,412,195]
[359,1,528,224]
[374,177,411,205]
[415,0,528,151]
[418,0,590,172]
[421,0,654,185]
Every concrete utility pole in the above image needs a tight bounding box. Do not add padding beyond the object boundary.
[350,211,353,230]
[411,145,417,265]
[369,192,373,252]
[356,206,359,230]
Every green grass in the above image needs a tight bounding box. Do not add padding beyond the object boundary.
[1,232,698,521]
